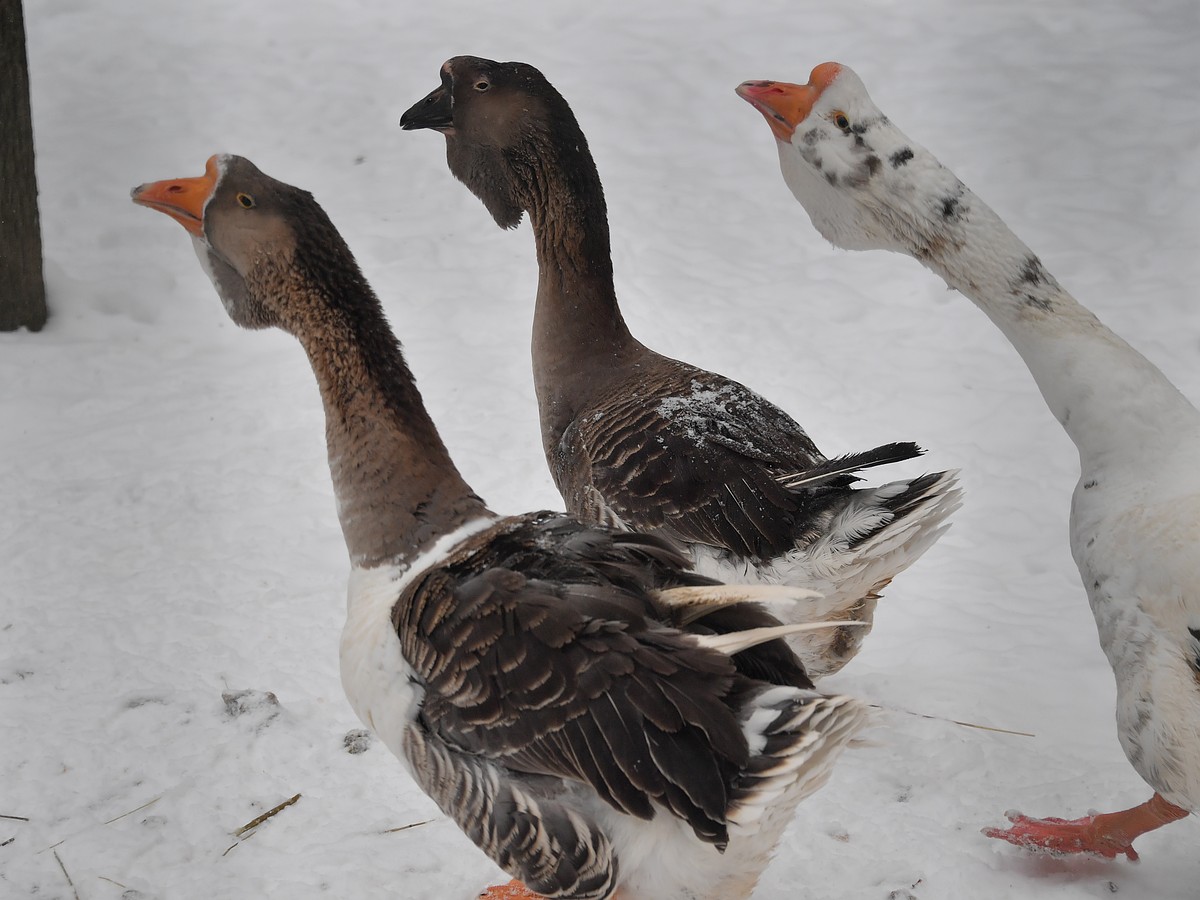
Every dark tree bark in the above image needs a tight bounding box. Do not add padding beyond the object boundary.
[1,0,48,332]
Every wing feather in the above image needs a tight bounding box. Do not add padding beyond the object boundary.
[556,365,849,558]
[395,513,767,849]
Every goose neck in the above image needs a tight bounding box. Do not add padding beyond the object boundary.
[287,281,490,567]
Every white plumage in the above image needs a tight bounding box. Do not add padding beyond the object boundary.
[738,61,1199,860]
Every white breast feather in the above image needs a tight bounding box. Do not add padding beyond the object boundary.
[1072,481,1200,809]
[338,516,498,772]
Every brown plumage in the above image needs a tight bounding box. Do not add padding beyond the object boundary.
[401,57,962,678]
[132,155,866,899]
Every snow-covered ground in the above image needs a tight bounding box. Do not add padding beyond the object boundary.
[4,1,1199,897]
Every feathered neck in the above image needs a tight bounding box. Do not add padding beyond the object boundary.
[266,256,490,568]
[806,139,1200,469]
[501,103,646,455]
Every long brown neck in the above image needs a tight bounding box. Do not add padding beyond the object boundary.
[518,135,644,453]
[280,276,491,568]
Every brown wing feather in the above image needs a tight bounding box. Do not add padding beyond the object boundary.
[393,513,769,846]
[554,362,866,558]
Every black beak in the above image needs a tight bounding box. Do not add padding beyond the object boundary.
[401,82,453,132]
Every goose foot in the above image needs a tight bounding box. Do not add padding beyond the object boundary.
[983,793,1189,861]
[477,880,543,899]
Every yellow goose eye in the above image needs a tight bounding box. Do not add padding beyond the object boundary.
[832,111,851,130]
[236,192,256,209]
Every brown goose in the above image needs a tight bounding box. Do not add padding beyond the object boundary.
[400,57,961,679]
[131,154,866,900]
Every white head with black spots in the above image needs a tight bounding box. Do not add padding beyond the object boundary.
[737,62,970,261]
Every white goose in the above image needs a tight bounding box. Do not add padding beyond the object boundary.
[737,63,1200,860]
[132,154,866,899]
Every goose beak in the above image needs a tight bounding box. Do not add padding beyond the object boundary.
[131,155,221,236]
[400,82,454,133]
[736,64,843,142]
[736,80,817,142]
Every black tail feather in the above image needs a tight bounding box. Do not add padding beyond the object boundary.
[777,441,924,490]
[879,470,954,518]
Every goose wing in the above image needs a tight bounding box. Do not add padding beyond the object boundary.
[395,516,755,851]
[559,366,921,558]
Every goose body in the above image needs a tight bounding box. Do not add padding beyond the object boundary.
[401,56,961,680]
[132,154,865,898]
[738,63,1200,859]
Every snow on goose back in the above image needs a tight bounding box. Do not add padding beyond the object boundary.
[131,154,867,899]
[402,56,962,680]
[738,63,1200,861]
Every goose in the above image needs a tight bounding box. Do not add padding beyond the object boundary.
[400,56,961,681]
[737,63,1200,860]
[131,154,867,899]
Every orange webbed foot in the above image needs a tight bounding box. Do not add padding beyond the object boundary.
[983,809,1139,860]
[478,880,545,900]
[984,795,1189,862]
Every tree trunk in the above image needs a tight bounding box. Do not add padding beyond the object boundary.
[1,0,48,332]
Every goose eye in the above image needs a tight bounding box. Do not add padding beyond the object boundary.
[832,111,851,130]
[236,192,256,209]
[474,80,490,92]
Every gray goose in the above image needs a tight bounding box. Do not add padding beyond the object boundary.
[401,56,962,680]
[738,63,1200,860]
[132,154,866,900]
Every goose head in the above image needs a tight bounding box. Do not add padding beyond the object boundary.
[737,63,966,260]
[401,56,587,230]
[132,155,355,333]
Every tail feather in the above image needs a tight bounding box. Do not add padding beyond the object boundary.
[818,468,962,560]
[854,469,962,548]
[685,468,962,679]
[727,688,866,832]
[691,620,865,657]
[761,469,961,679]
[776,441,924,490]
[651,583,824,626]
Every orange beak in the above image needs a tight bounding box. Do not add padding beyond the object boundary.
[736,62,843,141]
[131,154,221,236]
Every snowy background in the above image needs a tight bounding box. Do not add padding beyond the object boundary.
[4,1,1199,898]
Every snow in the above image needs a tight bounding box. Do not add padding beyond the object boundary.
[3,0,1198,898]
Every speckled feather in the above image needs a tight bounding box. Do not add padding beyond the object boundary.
[744,61,1200,820]
[397,513,779,842]
[556,365,897,559]
[383,512,864,898]
[137,154,865,898]
[403,57,962,680]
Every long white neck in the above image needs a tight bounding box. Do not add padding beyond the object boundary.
[780,113,1200,471]
[918,182,1199,470]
